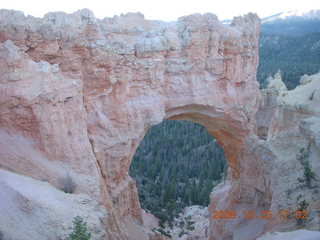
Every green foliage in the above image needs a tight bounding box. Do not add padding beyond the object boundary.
[186,220,195,231]
[298,200,309,212]
[179,230,186,237]
[129,120,226,224]
[258,17,320,90]
[68,216,91,240]
[178,220,185,228]
[261,17,320,36]
[302,162,317,189]
[296,200,309,226]
[156,228,172,238]
[285,187,294,198]
[296,194,303,202]
[297,143,317,189]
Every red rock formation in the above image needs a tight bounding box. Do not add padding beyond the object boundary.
[0,9,262,239]
[3,8,318,240]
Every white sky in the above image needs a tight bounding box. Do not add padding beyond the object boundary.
[1,0,319,21]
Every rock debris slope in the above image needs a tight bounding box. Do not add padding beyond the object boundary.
[0,8,319,240]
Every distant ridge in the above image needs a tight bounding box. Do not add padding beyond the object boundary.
[220,9,320,24]
[262,9,320,23]
[257,8,320,90]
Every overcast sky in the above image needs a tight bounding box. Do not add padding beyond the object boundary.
[1,0,319,21]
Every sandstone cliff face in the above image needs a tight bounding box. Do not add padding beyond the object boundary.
[0,9,261,240]
[208,71,320,240]
[264,72,320,226]
[0,8,318,240]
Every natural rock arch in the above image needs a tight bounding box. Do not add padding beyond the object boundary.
[0,9,287,240]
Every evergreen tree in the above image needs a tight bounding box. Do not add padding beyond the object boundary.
[69,216,91,240]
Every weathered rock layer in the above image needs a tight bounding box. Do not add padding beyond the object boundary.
[0,9,319,240]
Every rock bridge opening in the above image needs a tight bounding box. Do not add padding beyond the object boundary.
[129,119,227,232]
[112,101,264,239]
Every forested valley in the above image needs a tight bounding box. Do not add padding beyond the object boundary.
[129,120,226,224]
[258,15,320,89]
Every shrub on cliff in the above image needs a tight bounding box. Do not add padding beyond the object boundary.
[59,172,76,194]
[297,143,317,189]
[69,216,91,240]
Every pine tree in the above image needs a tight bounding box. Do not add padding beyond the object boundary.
[69,216,91,240]
[297,144,317,189]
